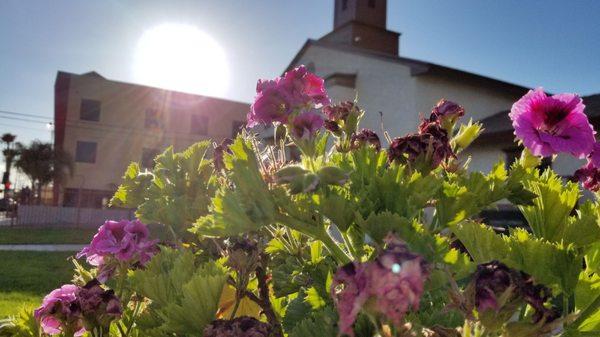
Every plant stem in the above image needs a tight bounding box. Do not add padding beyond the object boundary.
[318,230,352,264]
[275,213,351,264]
[571,293,600,329]
[123,299,142,337]
[256,258,284,337]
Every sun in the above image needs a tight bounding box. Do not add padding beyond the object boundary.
[133,23,230,97]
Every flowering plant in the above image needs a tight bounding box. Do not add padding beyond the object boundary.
[5,67,600,337]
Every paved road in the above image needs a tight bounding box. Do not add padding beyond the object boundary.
[0,244,84,251]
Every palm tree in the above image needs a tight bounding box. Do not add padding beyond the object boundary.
[1,133,17,190]
[15,141,73,204]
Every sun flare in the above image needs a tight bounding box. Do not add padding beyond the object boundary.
[133,23,229,97]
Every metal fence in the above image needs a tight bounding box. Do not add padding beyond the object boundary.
[14,205,134,227]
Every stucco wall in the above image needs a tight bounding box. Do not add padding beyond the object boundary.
[414,75,521,122]
[293,45,523,141]
[293,45,418,138]
[60,73,248,196]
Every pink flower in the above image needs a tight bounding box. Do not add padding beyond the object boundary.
[247,85,292,127]
[331,237,428,336]
[330,263,370,336]
[34,284,85,336]
[290,112,324,139]
[247,66,330,127]
[509,88,595,158]
[77,219,159,281]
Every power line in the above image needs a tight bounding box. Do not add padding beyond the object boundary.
[0,109,52,120]
[0,115,52,125]
[0,122,50,132]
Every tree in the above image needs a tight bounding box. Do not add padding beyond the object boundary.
[15,141,73,204]
[1,133,17,190]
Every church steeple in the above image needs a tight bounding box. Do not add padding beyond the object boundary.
[321,0,400,56]
[334,0,387,29]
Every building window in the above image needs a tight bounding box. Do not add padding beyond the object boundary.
[368,0,375,8]
[63,188,112,208]
[80,99,101,121]
[75,141,97,163]
[231,121,245,138]
[342,0,348,10]
[191,114,209,135]
[145,109,162,129]
[141,148,161,169]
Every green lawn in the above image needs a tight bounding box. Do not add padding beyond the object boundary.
[0,251,75,317]
[0,225,171,245]
[0,227,99,244]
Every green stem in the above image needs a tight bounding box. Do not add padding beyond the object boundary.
[275,213,351,264]
[318,230,352,264]
[123,299,142,337]
[572,293,600,329]
[229,297,241,319]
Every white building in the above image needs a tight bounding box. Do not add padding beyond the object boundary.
[286,0,599,178]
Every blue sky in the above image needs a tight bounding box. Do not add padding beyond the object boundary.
[1,0,600,147]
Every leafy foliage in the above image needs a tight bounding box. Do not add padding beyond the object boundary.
[130,248,228,336]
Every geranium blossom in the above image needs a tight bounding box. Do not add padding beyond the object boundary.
[34,284,85,336]
[388,121,453,168]
[509,88,595,158]
[77,219,159,281]
[77,280,122,330]
[331,237,428,336]
[247,65,329,127]
[350,129,381,151]
[290,111,324,139]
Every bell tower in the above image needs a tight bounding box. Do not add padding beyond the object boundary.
[321,0,400,56]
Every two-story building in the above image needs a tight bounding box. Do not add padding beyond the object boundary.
[54,71,248,208]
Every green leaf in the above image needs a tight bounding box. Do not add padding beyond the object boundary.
[192,137,276,237]
[283,293,312,332]
[129,248,228,335]
[452,222,581,294]
[518,169,581,242]
[110,162,153,208]
[288,307,338,337]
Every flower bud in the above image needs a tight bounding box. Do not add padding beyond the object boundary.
[519,148,542,169]
[288,173,320,194]
[274,165,309,184]
[225,237,260,274]
[317,166,349,186]
[430,99,465,133]
[452,120,482,150]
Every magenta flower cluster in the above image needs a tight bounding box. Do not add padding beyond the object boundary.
[77,219,159,281]
[510,88,595,158]
[34,280,122,336]
[509,88,600,191]
[247,65,330,138]
[331,237,428,336]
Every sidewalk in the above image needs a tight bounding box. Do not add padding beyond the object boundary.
[0,244,84,251]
